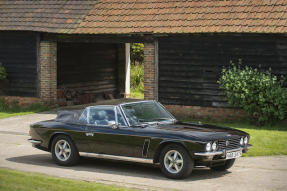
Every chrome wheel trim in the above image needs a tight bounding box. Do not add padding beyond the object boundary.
[55,140,71,161]
[164,150,184,174]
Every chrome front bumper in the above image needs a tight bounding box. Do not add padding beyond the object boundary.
[194,144,252,156]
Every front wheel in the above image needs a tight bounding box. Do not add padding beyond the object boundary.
[159,144,193,179]
[51,135,79,166]
[211,159,235,171]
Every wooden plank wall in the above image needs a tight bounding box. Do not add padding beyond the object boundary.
[57,42,119,96]
[0,32,38,97]
[158,34,287,107]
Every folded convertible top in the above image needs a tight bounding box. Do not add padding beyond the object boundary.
[55,109,84,124]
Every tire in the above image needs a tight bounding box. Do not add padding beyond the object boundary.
[159,144,193,179]
[51,135,80,166]
[211,159,235,171]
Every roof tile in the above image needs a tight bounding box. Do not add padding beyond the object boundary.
[0,0,286,34]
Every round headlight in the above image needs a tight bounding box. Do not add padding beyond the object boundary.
[244,137,248,144]
[206,142,212,152]
[212,142,217,151]
[240,137,244,145]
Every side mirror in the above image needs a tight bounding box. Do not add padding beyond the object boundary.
[109,121,119,129]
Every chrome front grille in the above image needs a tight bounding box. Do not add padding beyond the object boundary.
[218,136,241,150]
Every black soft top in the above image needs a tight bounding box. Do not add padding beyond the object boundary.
[55,109,84,124]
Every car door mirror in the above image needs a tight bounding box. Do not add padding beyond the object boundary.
[109,121,119,129]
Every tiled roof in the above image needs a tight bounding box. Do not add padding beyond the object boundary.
[0,0,95,33]
[0,0,287,34]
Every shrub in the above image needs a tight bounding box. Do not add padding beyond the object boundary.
[131,63,144,92]
[0,98,9,111]
[131,43,144,64]
[0,63,7,81]
[218,62,287,125]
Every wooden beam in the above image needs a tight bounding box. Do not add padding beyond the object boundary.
[125,43,131,97]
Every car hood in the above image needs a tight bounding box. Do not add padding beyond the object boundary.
[151,121,248,141]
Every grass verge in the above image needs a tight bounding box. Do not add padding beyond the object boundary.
[0,168,137,191]
[185,119,287,157]
[0,111,39,119]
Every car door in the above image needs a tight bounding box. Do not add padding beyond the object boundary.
[87,125,148,158]
[83,106,149,158]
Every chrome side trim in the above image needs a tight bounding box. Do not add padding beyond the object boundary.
[79,152,154,164]
[28,139,42,144]
[194,148,243,156]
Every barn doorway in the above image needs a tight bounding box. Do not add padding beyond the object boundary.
[57,42,128,106]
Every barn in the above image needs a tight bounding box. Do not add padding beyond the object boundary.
[0,0,286,119]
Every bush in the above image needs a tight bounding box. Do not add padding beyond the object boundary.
[218,63,287,125]
[131,64,144,92]
[0,63,7,81]
[131,43,144,64]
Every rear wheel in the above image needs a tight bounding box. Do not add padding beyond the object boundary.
[51,135,79,166]
[159,144,193,179]
[211,159,235,171]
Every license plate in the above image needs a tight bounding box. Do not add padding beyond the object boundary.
[226,150,242,159]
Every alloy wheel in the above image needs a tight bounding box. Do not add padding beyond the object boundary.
[164,150,184,174]
[55,139,71,161]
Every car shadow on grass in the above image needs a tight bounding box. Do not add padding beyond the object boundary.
[6,153,230,181]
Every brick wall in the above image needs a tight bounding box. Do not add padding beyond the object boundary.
[0,96,41,107]
[39,41,57,104]
[165,104,248,121]
[144,42,156,100]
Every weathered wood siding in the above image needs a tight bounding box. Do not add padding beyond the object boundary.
[57,43,119,95]
[0,32,38,97]
[158,34,287,107]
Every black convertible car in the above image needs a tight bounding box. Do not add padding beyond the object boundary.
[29,100,251,179]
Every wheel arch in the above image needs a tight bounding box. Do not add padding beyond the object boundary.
[48,132,74,151]
[153,140,192,163]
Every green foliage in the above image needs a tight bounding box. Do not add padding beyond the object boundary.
[131,43,144,64]
[131,64,144,91]
[0,63,7,81]
[218,62,287,125]
[130,64,144,99]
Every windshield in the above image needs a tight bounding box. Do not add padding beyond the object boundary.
[120,101,175,126]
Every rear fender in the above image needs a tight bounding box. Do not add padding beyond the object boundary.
[48,132,74,151]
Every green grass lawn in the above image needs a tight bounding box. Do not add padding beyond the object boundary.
[185,119,287,157]
[0,168,137,191]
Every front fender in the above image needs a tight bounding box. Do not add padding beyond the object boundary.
[149,138,194,163]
